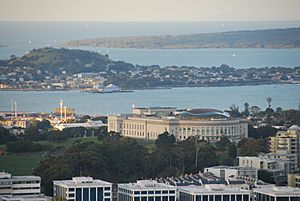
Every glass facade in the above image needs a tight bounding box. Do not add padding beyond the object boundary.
[83,188,89,201]
[76,188,82,201]
[98,187,103,201]
[91,188,96,201]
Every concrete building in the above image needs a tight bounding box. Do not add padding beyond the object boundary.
[118,180,176,201]
[254,186,300,201]
[53,177,112,201]
[108,107,248,142]
[238,156,289,185]
[178,184,251,201]
[269,125,300,172]
[0,195,50,201]
[0,172,41,196]
[204,166,258,180]
[288,174,300,188]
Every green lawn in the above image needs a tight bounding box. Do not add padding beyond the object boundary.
[0,152,44,175]
[0,136,100,175]
[38,136,100,148]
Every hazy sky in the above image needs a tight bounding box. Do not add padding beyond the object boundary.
[0,0,300,21]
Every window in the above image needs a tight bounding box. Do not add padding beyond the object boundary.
[141,197,147,201]
[231,195,235,201]
[155,197,161,201]
[76,188,82,201]
[69,188,75,192]
[243,195,249,201]
[98,188,103,201]
[223,195,229,201]
[105,187,110,191]
[91,188,96,201]
[83,188,89,201]
[148,191,154,194]
[236,195,242,201]
[196,195,201,201]
[155,191,161,194]
[134,198,140,201]
[215,195,221,201]
[162,196,168,201]
[169,191,175,194]
[134,191,140,195]
[105,192,110,196]
[141,191,147,195]
[203,195,208,201]
[149,197,154,201]
[169,196,175,201]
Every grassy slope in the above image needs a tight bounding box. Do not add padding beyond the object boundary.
[0,137,100,175]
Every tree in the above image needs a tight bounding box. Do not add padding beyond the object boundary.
[0,127,15,144]
[258,170,275,184]
[215,136,231,151]
[36,119,52,130]
[243,102,250,117]
[267,97,272,109]
[155,131,176,147]
[227,144,237,158]
[250,106,261,116]
[228,104,241,118]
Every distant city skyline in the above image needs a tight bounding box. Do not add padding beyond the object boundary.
[0,0,300,22]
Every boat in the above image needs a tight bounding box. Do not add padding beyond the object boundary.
[92,83,133,93]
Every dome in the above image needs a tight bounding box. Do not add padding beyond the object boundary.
[289,125,300,130]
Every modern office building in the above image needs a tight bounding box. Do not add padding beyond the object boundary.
[0,194,50,201]
[0,172,41,196]
[204,166,258,180]
[108,107,248,142]
[53,177,112,201]
[269,125,300,171]
[253,186,300,201]
[118,180,176,201]
[288,174,300,188]
[178,184,251,201]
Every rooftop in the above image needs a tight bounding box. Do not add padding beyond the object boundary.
[118,180,175,190]
[53,177,112,187]
[179,184,250,194]
[254,186,300,196]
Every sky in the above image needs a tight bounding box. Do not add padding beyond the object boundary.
[0,0,300,22]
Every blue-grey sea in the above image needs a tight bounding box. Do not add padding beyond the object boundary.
[0,84,299,115]
[0,22,300,114]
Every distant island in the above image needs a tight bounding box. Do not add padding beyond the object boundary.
[63,27,300,49]
[0,47,299,91]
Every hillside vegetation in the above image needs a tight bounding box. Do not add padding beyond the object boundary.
[3,47,133,75]
[63,27,300,49]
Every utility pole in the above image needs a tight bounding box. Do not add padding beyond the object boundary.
[14,101,17,118]
[59,100,63,121]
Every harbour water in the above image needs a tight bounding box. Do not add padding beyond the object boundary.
[0,84,299,115]
[1,21,300,68]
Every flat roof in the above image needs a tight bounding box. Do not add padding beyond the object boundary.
[179,185,250,194]
[53,177,112,188]
[118,181,175,190]
[206,166,257,171]
[254,186,300,196]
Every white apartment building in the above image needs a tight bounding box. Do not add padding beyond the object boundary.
[108,107,248,142]
[118,180,176,201]
[0,172,41,196]
[178,184,251,201]
[53,177,112,201]
[204,166,258,180]
[269,125,300,172]
[254,186,300,201]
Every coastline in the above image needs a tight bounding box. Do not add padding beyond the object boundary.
[1,82,299,92]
